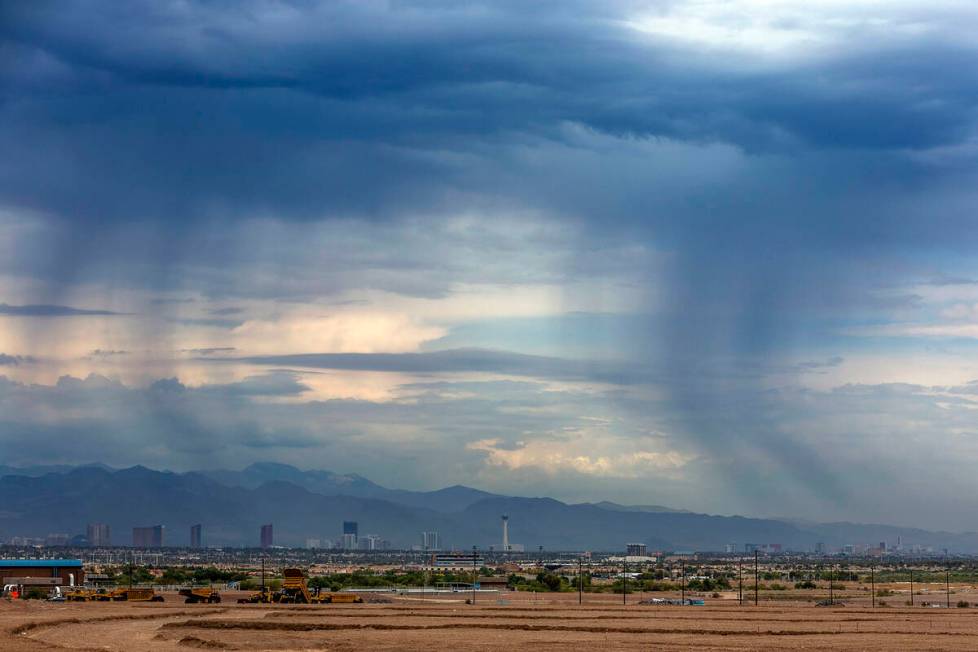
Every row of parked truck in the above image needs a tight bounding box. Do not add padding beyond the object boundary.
[5,568,360,605]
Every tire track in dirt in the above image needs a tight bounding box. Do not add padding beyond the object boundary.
[161,618,978,637]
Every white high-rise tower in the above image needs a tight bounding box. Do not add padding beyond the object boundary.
[501,514,509,551]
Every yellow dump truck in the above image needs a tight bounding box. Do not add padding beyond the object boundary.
[276,568,315,604]
[97,588,164,602]
[322,592,364,604]
[271,569,363,604]
[179,587,222,604]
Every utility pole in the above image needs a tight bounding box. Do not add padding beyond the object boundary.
[472,546,477,605]
[871,565,875,608]
[578,557,583,605]
[946,567,950,609]
[261,555,265,600]
[909,566,914,607]
[829,563,833,606]
[754,550,758,606]
[622,558,627,606]
[738,558,743,606]
[681,559,685,605]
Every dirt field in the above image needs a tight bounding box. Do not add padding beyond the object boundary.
[5,588,978,651]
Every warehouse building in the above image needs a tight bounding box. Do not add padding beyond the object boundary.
[0,559,84,588]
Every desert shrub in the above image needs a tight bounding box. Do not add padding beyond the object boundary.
[876,589,895,597]
[958,601,970,608]
[769,583,787,591]
[711,592,720,599]
[794,580,817,590]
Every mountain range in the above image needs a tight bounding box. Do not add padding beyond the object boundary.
[1,463,976,552]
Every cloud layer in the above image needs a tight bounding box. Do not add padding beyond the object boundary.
[2,1,978,528]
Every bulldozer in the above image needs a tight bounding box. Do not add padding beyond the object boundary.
[179,587,222,604]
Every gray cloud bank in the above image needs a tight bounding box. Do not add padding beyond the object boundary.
[0,303,121,317]
[1,371,978,529]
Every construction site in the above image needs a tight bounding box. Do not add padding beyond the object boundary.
[6,556,978,650]
[8,585,978,651]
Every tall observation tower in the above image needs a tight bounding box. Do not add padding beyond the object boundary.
[501,514,509,551]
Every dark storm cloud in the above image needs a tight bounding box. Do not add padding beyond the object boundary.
[0,354,34,366]
[0,303,122,316]
[2,1,978,524]
[1,1,976,226]
[236,348,651,385]
[87,349,128,359]
[180,347,237,356]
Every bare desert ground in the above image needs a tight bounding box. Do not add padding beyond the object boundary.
[5,587,978,651]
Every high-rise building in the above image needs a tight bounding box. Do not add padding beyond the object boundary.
[190,524,202,548]
[305,538,321,549]
[87,523,111,547]
[359,534,376,550]
[626,543,648,557]
[133,525,164,547]
[260,523,273,549]
[342,521,358,549]
[422,531,440,551]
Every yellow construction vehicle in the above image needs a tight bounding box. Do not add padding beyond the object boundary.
[276,568,315,604]
[179,587,222,604]
[322,592,364,604]
[271,569,364,604]
[64,588,98,602]
[237,586,274,604]
[97,587,164,602]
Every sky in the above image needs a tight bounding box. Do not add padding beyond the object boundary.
[2,0,978,530]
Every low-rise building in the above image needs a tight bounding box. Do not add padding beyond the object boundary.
[0,559,84,588]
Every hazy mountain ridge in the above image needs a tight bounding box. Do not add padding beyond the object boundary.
[581,501,692,514]
[199,462,498,513]
[2,464,978,551]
